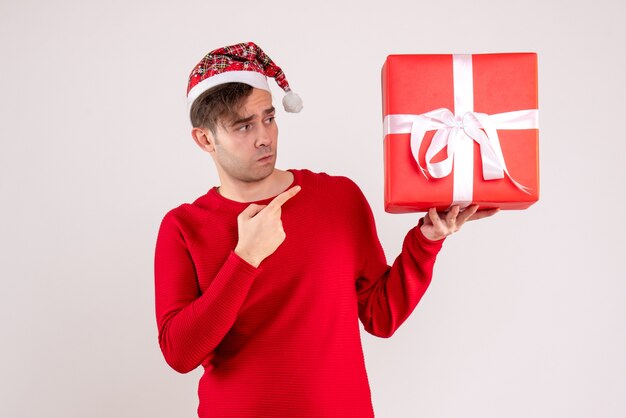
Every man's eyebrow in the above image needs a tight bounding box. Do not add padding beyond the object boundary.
[229,107,275,126]
[230,114,255,126]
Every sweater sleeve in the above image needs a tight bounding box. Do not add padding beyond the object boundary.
[353,186,444,338]
[154,210,260,373]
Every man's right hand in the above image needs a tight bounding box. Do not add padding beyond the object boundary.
[234,186,301,268]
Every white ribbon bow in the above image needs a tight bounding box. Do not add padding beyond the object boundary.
[383,108,538,190]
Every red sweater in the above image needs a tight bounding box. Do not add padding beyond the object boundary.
[154,169,443,417]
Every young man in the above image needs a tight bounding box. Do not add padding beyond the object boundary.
[154,42,497,417]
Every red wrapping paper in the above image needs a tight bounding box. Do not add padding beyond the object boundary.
[382,53,540,213]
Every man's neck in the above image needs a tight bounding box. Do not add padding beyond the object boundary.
[217,169,294,202]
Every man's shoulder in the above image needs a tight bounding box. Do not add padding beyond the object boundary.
[291,169,373,222]
[158,203,193,231]
[292,168,361,192]
[158,190,218,230]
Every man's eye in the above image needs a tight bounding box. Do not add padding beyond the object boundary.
[265,116,275,124]
[238,124,252,131]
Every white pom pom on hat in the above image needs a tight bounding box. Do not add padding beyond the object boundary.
[282,90,303,113]
[187,42,303,113]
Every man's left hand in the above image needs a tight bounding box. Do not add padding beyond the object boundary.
[420,205,500,241]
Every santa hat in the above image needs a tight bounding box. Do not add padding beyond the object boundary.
[187,42,303,113]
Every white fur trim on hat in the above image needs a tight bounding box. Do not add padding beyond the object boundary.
[187,71,270,107]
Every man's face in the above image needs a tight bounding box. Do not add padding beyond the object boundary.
[209,88,278,185]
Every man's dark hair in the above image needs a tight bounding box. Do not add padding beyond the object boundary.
[190,82,254,135]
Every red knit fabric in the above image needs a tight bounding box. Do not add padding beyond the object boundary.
[154,169,444,417]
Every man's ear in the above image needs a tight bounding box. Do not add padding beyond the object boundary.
[191,127,216,152]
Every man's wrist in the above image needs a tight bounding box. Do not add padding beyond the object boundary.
[417,218,445,244]
[420,227,444,242]
[234,246,261,268]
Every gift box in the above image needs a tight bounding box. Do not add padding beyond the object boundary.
[382,53,539,213]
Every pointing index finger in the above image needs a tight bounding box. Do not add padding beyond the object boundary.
[267,185,301,210]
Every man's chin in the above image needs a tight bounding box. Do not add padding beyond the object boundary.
[240,166,276,183]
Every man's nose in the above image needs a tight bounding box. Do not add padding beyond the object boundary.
[255,125,271,147]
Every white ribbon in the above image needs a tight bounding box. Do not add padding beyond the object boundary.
[382,54,539,208]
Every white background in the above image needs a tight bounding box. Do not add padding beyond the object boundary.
[1,0,625,417]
